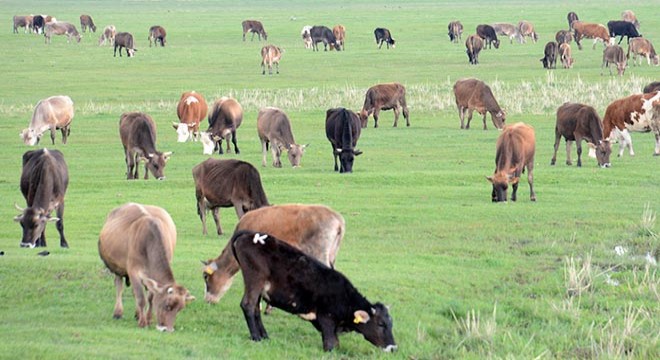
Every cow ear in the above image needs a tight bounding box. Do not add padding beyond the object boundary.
[302,144,309,149]
[486,176,494,183]
[14,214,23,222]
[510,176,520,184]
[172,122,179,129]
[354,149,363,156]
[185,292,196,303]
[142,277,164,294]
[353,310,370,324]
[48,216,60,222]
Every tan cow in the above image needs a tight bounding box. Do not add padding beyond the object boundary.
[559,43,574,68]
[44,21,81,44]
[333,24,345,50]
[173,91,208,142]
[621,10,640,30]
[627,38,659,66]
[453,78,505,130]
[448,20,463,43]
[602,91,660,156]
[492,23,522,44]
[98,25,116,46]
[601,45,626,76]
[206,97,243,154]
[487,123,536,202]
[13,15,33,33]
[260,44,282,75]
[465,34,484,64]
[21,95,74,146]
[257,107,307,168]
[359,83,410,128]
[98,203,194,332]
[518,20,538,43]
[572,21,610,50]
[79,14,96,32]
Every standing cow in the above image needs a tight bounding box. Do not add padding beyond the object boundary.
[559,43,574,68]
[44,22,81,44]
[359,83,410,128]
[148,25,166,47]
[98,25,116,46]
[301,25,313,49]
[242,20,267,41]
[374,27,395,49]
[114,32,137,57]
[32,15,45,34]
[540,41,559,69]
[643,82,660,94]
[14,149,69,248]
[621,10,640,30]
[465,34,484,64]
[260,44,282,75]
[193,159,269,236]
[628,38,659,66]
[79,14,96,32]
[206,97,243,154]
[572,21,610,50]
[21,95,74,146]
[555,30,573,44]
[257,107,307,168]
[607,20,640,45]
[487,123,536,202]
[567,11,579,29]
[453,78,505,130]
[551,103,611,168]
[326,108,362,173]
[601,45,627,76]
[13,15,33,33]
[492,23,522,44]
[518,20,538,43]
[602,92,660,157]
[173,91,208,142]
[476,24,499,49]
[448,21,463,43]
[310,25,340,51]
[332,24,345,50]
[119,112,172,180]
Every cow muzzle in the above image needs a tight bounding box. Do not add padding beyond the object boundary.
[20,242,36,249]
[157,325,174,332]
[600,163,611,168]
[383,344,398,353]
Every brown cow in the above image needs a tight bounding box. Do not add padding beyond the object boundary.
[119,112,172,180]
[551,103,611,167]
[602,92,660,156]
[555,30,573,44]
[492,23,522,44]
[114,32,136,57]
[260,44,282,75]
[79,14,96,32]
[202,204,345,303]
[487,122,536,202]
[559,43,574,68]
[148,25,166,47]
[601,45,627,76]
[44,22,81,44]
[13,15,33,33]
[518,20,538,43]
[643,82,660,94]
[572,21,610,50]
[332,24,345,50]
[448,21,463,43]
[326,108,362,173]
[465,34,484,64]
[193,159,269,236]
[540,41,559,69]
[621,10,640,30]
[242,20,267,41]
[206,97,243,154]
[453,78,505,130]
[98,25,116,46]
[98,203,194,332]
[359,83,410,128]
[173,91,208,142]
[21,95,74,146]
[627,38,659,66]
[257,107,307,168]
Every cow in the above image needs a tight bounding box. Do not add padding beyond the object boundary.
[551,103,611,168]
[621,10,640,30]
[242,20,267,41]
[118,112,171,180]
[572,21,610,50]
[257,107,307,168]
[643,82,660,94]
[79,14,96,32]
[333,24,346,50]
[559,43,574,69]
[359,83,410,128]
[98,203,194,332]
[202,204,345,303]
[518,20,538,43]
[448,21,463,43]
[476,24,499,49]
[310,25,340,51]
[44,22,81,44]
[374,27,395,49]
[567,11,579,29]
[601,45,627,76]
[14,149,69,248]
[453,78,506,130]
[260,44,282,75]
[540,41,559,69]
[21,95,74,146]
[13,15,33,33]
[555,30,573,44]
[148,25,166,47]
[172,91,208,142]
[326,108,362,173]
[301,25,313,49]
[114,32,137,57]
[602,92,660,157]
[492,23,522,44]
[628,38,659,66]
[207,97,243,154]
[231,230,396,352]
[98,25,116,46]
[32,15,45,34]
[465,34,484,65]
[607,20,640,45]
[487,122,536,202]
[193,158,269,236]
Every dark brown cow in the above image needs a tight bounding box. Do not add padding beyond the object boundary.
[79,14,96,32]
[555,30,573,44]
[602,92,660,156]
[465,34,484,64]
[13,15,33,33]
[551,103,611,167]
[326,108,362,173]
[206,97,243,154]
[32,15,45,34]
[540,41,559,69]
[260,44,282,75]
[173,91,207,142]
[311,25,340,51]
[242,20,267,41]
[359,83,409,128]
[257,107,307,168]
[559,43,574,68]
[98,203,194,332]
[518,20,538,43]
[643,82,660,94]
[14,149,69,248]
[119,112,171,180]
[487,123,536,202]
[601,45,626,76]
[21,95,74,146]
[476,24,499,49]
[448,21,463,43]
[453,78,505,130]
[621,10,640,30]
[332,24,345,50]
[193,158,269,236]
[628,38,659,66]
[44,22,81,44]
[114,32,136,57]
[567,11,579,29]
[572,21,610,50]
[148,25,166,47]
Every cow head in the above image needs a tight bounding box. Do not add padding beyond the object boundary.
[336,148,363,173]
[127,48,137,57]
[352,303,397,352]
[491,110,506,129]
[142,152,171,180]
[493,39,500,49]
[486,172,516,202]
[286,144,308,167]
[587,140,612,168]
[358,110,369,128]
[200,132,215,155]
[76,34,82,43]
[616,61,627,76]
[142,277,194,332]
[201,260,234,304]
[20,128,40,146]
[14,205,57,248]
[172,122,191,142]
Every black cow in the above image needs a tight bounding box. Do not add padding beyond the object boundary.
[374,28,396,49]
[14,149,69,248]
[540,41,559,69]
[607,20,641,45]
[567,11,579,29]
[310,26,340,51]
[325,108,362,173]
[476,24,500,49]
[231,230,397,352]
[643,81,660,94]
[32,15,45,34]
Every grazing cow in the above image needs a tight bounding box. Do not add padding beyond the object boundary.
[487,123,536,202]
[98,25,116,46]
[257,107,307,168]
[572,21,610,50]
[492,23,522,44]
[301,25,313,49]
[14,149,69,248]
[173,91,208,142]
[333,24,346,50]
[453,78,505,130]
[231,230,396,352]
[559,43,574,69]
[260,44,282,75]
[21,95,74,146]
[326,108,362,173]
[448,21,463,43]
[79,14,96,32]
[114,32,136,57]
[374,27,395,49]
[193,159,269,236]
[359,83,410,128]
[98,203,194,332]
[540,41,559,69]
[621,10,640,30]
[628,38,659,66]
[119,112,171,180]
[601,45,627,76]
[13,15,33,33]
[607,20,640,45]
[555,30,573,44]
[602,92,660,157]
[567,11,579,29]
[518,20,538,43]
[202,204,345,303]
[44,22,81,44]
[551,103,611,167]
[310,25,340,51]
[476,24,499,49]
[207,97,243,154]
[148,25,166,47]
[643,82,660,94]
[465,34,484,65]
[32,15,45,34]
[242,20,267,41]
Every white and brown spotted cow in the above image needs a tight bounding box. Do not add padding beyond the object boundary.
[602,91,660,156]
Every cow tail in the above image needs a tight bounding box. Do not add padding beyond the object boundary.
[208,104,221,127]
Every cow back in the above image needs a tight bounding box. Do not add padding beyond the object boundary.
[326,107,361,150]
[494,123,535,177]
[208,97,243,136]
[115,32,134,48]
[177,91,208,125]
[21,148,68,206]
[257,107,295,145]
[193,158,269,210]
[119,112,157,153]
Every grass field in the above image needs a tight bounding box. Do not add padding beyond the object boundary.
[1,0,659,359]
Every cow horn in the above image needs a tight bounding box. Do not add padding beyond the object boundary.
[14,203,25,212]
[172,122,179,129]
[163,151,173,157]
[335,148,343,153]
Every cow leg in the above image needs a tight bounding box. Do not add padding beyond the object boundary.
[465,110,474,129]
[113,275,124,319]
[37,231,47,247]
[482,112,488,130]
[619,129,634,156]
[231,131,240,154]
[56,204,68,248]
[458,107,466,129]
[124,150,135,180]
[373,109,380,128]
[575,139,583,167]
[240,292,268,341]
[197,196,208,235]
[654,131,660,156]
[317,315,340,351]
[233,202,246,219]
[402,103,410,127]
[261,140,269,167]
[146,291,154,325]
[550,132,561,165]
[261,61,266,75]
[61,126,68,144]
[527,163,536,201]
[50,125,57,144]
[271,145,282,168]
[565,140,573,165]
[332,146,339,172]
[129,275,148,327]
[143,162,149,180]
[511,181,519,202]
[378,40,383,49]
[392,107,399,127]
[275,61,279,74]
[212,208,223,235]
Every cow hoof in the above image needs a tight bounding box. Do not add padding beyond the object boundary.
[113,314,123,319]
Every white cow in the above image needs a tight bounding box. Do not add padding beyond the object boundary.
[21,95,74,146]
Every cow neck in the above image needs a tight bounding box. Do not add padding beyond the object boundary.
[217,242,241,276]
[139,219,176,285]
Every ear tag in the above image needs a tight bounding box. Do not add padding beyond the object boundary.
[253,233,267,245]
[204,266,215,275]
[354,314,363,324]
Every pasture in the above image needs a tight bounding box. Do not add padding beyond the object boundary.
[1,0,659,358]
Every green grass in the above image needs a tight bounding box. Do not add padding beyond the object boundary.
[1,0,659,359]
